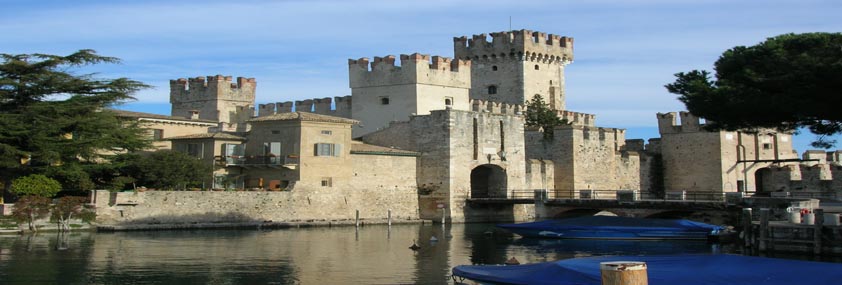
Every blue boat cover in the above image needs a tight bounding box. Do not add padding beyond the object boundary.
[497,216,723,238]
[452,254,842,285]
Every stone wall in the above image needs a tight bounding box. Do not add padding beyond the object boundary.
[93,187,420,226]
[169,75,256,126]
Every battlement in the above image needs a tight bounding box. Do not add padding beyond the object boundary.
[170,75,256,104]
[555,110,596,127]
[470,99,524,116]
[349,53,471,88]
[256,96,352,119]
[454,29,573,63]
[556,125,627,150]
[656,111,705,134]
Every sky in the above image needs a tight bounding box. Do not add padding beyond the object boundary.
[2,0,840,152]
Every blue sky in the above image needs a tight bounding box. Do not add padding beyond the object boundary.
[2,0,840,152]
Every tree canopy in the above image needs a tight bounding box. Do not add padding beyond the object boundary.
[525,94,566,138]
[116,150,213,190]
[0,50,151,200]
[665,33,842,148]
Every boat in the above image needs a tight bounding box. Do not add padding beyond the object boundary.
[497,216,723,240]
[452,254,842,285]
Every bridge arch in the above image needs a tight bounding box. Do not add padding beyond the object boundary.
[470,164,507,198]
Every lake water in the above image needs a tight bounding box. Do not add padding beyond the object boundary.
[0,223,831,284]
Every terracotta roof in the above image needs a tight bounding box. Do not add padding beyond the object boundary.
[111,109,217,123]
[350,141,419,156]
[249,112,359,124]
[167,132,246,141]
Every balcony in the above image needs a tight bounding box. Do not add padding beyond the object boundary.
[216,155,299,170]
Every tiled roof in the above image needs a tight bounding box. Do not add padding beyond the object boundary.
[349,141,419,156]
[250,112,359,124]
[111,109,217,123]
[167,132,246,141]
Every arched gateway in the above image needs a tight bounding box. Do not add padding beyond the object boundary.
[470,164,507,198]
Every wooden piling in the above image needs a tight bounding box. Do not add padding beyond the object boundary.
[387,209,392,227]
[600,261,648,285]
[742,208,752,248]
[355,210,360,228]
[814,208,824,254]
[759,208,770,251]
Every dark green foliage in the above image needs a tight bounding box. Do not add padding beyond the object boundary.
[0,50,151,197]
[665,33,842,148]
[115,150,212,190]
[10,174,61,198]
[525,95,567,139]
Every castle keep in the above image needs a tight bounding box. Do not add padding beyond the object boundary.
[96,29,841,225]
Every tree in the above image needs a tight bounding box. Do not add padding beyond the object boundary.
[117,150,213,190]
[11,196,51,232]
[10,174,61,198]
[525,95,567,138]
[0,50,151,201]
[665,33,842,148]
[51,196,92,232]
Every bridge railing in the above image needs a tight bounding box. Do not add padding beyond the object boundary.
[486,189,753,202]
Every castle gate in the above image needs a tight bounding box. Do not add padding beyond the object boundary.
[470,164,507,198]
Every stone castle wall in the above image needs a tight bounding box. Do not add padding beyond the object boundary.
[257,96,353,119]
[526,125,640,192]
[170,75,256,124]
[454,30,573,110]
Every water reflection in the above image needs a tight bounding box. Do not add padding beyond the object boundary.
[0,223,737,284]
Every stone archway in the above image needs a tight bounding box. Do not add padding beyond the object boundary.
[754,168,774,193]
[470,164,507,198]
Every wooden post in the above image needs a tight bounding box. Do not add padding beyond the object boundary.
[814,208,824,254]
[355,209,360,228]
[441,208,446,225]
[387,209,392,227]
[600,262,648,285]
[759,208,769,251]
[742,208,753,248]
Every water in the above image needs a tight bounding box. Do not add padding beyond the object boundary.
[0,223,821,284]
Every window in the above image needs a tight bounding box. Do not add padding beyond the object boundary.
[321,177,333,187]
[321,130,332,135]
[380,97,390,105]
[488,85,497,95]
[763,143,772,150]
[186,143,203,158]
[492,65,498,71]
[222,143,245,157]
[264,142,282,164]
[151,129,164,140]
[271,130,280,134]
[534,65,540,70]
[445,97,453,106]
[314,143,341,157]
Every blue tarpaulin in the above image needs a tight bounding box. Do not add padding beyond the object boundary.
[452,254,842,285]
[497,216,723,239]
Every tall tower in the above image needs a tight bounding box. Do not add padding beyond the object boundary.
[170,75,256,130]
[454,30,573,110]
[348,53,471,137]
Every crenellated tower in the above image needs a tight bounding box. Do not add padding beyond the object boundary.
[348,53,471,136]
[454,29,573,110]
[170,75,256,130]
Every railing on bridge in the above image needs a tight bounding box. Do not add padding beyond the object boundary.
[484,189,753,203]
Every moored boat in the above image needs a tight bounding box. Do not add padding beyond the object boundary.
[452,254,842,285]
[497,216,723,240]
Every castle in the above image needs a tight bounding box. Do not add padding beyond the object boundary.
[106,29,841,224]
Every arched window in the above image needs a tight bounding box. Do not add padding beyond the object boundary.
[488,85,497,95]
[534,65,540,70]
[492,65,498,71]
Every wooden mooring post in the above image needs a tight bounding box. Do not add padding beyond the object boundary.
[814,208,824,254]
[742,208,753,248]
[355,209,360,228]
[600,261,648,285]
[387,209,392,227]
[759,208,770,251]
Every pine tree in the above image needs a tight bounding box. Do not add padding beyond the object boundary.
[525,95,566,139]
[0,50,151,201]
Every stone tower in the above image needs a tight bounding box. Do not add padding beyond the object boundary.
[170,75,256,130]
[454,29,573,110]
[348,53,471,137]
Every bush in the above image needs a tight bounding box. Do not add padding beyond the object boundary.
[10,174,62,198]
